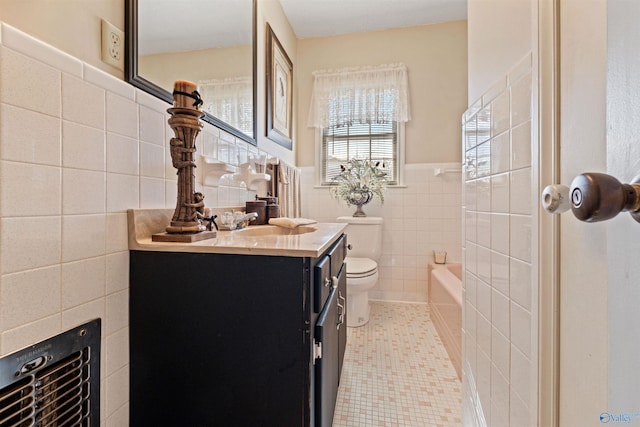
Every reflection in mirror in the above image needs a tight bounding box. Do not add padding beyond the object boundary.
[125,0,256,145]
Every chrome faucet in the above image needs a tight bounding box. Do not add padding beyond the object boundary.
[232,212,258,229]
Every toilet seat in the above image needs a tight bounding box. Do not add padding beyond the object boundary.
[345,257,378,278]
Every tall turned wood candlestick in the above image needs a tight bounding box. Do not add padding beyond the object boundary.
[153,80,216,243]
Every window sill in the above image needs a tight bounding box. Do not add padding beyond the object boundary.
[313,184,408,189]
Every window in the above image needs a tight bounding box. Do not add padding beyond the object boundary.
[321,121,401,185]
[307,63,410,187]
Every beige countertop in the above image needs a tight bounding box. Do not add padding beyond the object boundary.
[128,209,346,258]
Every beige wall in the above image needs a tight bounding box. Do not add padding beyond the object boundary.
[139,44,252,93]
[467,0,532,103]
[296,21,468,167]
[0,0,123,78]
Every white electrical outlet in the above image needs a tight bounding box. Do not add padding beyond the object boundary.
[101,19,124,71]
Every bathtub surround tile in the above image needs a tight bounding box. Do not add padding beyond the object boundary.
[462,55,535,427]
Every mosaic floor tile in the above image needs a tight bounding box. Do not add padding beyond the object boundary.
[333,301,462,426]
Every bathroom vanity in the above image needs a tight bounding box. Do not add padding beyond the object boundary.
[128,210,347,427]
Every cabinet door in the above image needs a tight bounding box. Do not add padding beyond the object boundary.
[314,256,331,313]
[314,288,339,427]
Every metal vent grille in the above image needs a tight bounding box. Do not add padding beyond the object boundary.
[0,319,100,427]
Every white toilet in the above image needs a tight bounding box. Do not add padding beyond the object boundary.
[336,216,383,327]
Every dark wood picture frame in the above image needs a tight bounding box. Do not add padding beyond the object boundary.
[265,23,293,150]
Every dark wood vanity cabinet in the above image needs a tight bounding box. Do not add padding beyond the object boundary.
[129,234,346,427]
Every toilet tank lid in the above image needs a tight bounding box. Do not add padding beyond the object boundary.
[336,216,383,225]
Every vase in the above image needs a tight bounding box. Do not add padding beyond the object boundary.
[346,188,373,217]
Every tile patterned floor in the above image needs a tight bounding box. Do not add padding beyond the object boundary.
[333,301,462,427]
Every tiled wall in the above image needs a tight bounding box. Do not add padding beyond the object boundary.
[461,54,537,427]
[301,163,462,303]
[0,23,267,425]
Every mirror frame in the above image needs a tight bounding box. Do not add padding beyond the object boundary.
[124,0,257,145]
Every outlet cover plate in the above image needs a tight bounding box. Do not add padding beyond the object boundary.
[101,19,124,71]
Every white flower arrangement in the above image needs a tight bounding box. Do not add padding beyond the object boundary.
[330,158,388,216]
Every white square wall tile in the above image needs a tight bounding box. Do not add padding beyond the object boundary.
[491,90,510,137]
[139,106,165,145]
[0,314,61,356]
[476,347,492,424]
[107,133,139,175]
[491,250,509,295]
[477,245,491,284]
[491,173,510,214]
[106,251,129,294]
[106,92,139,139]
[106,290,129,335]
[62,121,105,171]
[106,327,129,375]
[511,72,532,127]
[1,266,61,330]
[477,213,491,249]
[491,327,510,380]
[62,214,106,262]
[61,298,105,331]
[510,167,532,215]
[510,215,532,262]
[476,178,491,212]
[1,161,61,217]
[140,177,166,208]
[1,216,61,274]
[491,213,510,256]
[1,104,61,165]
[492,288,510,338]
[511,301,531,356]
[511,121,531,169]
[510,257,532,311]
[511,344,531,404]
[61,257,105,309]
[63,168,105,214]
[0,47,61,116]
[106,213,129,254]
[107,173,139,213]
[490,131,510,175]
[105,365,129,418]
[476,278,492,321]
[491,365,510,427]
[62,74,105,130]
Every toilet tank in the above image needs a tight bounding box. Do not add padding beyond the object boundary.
[336,216,383,260]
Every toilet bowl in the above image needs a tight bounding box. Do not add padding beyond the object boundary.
[345,257,379,327]
[336,216,383,327]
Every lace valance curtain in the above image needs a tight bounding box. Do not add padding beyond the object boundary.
[307,63,411,128]
[198,76,252,135]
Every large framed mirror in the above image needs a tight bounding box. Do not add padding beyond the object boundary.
[125,0,257,145]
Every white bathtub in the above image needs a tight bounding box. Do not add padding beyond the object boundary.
[428,263,462,379]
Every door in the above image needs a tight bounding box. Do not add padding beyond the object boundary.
[556,0,640,425]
